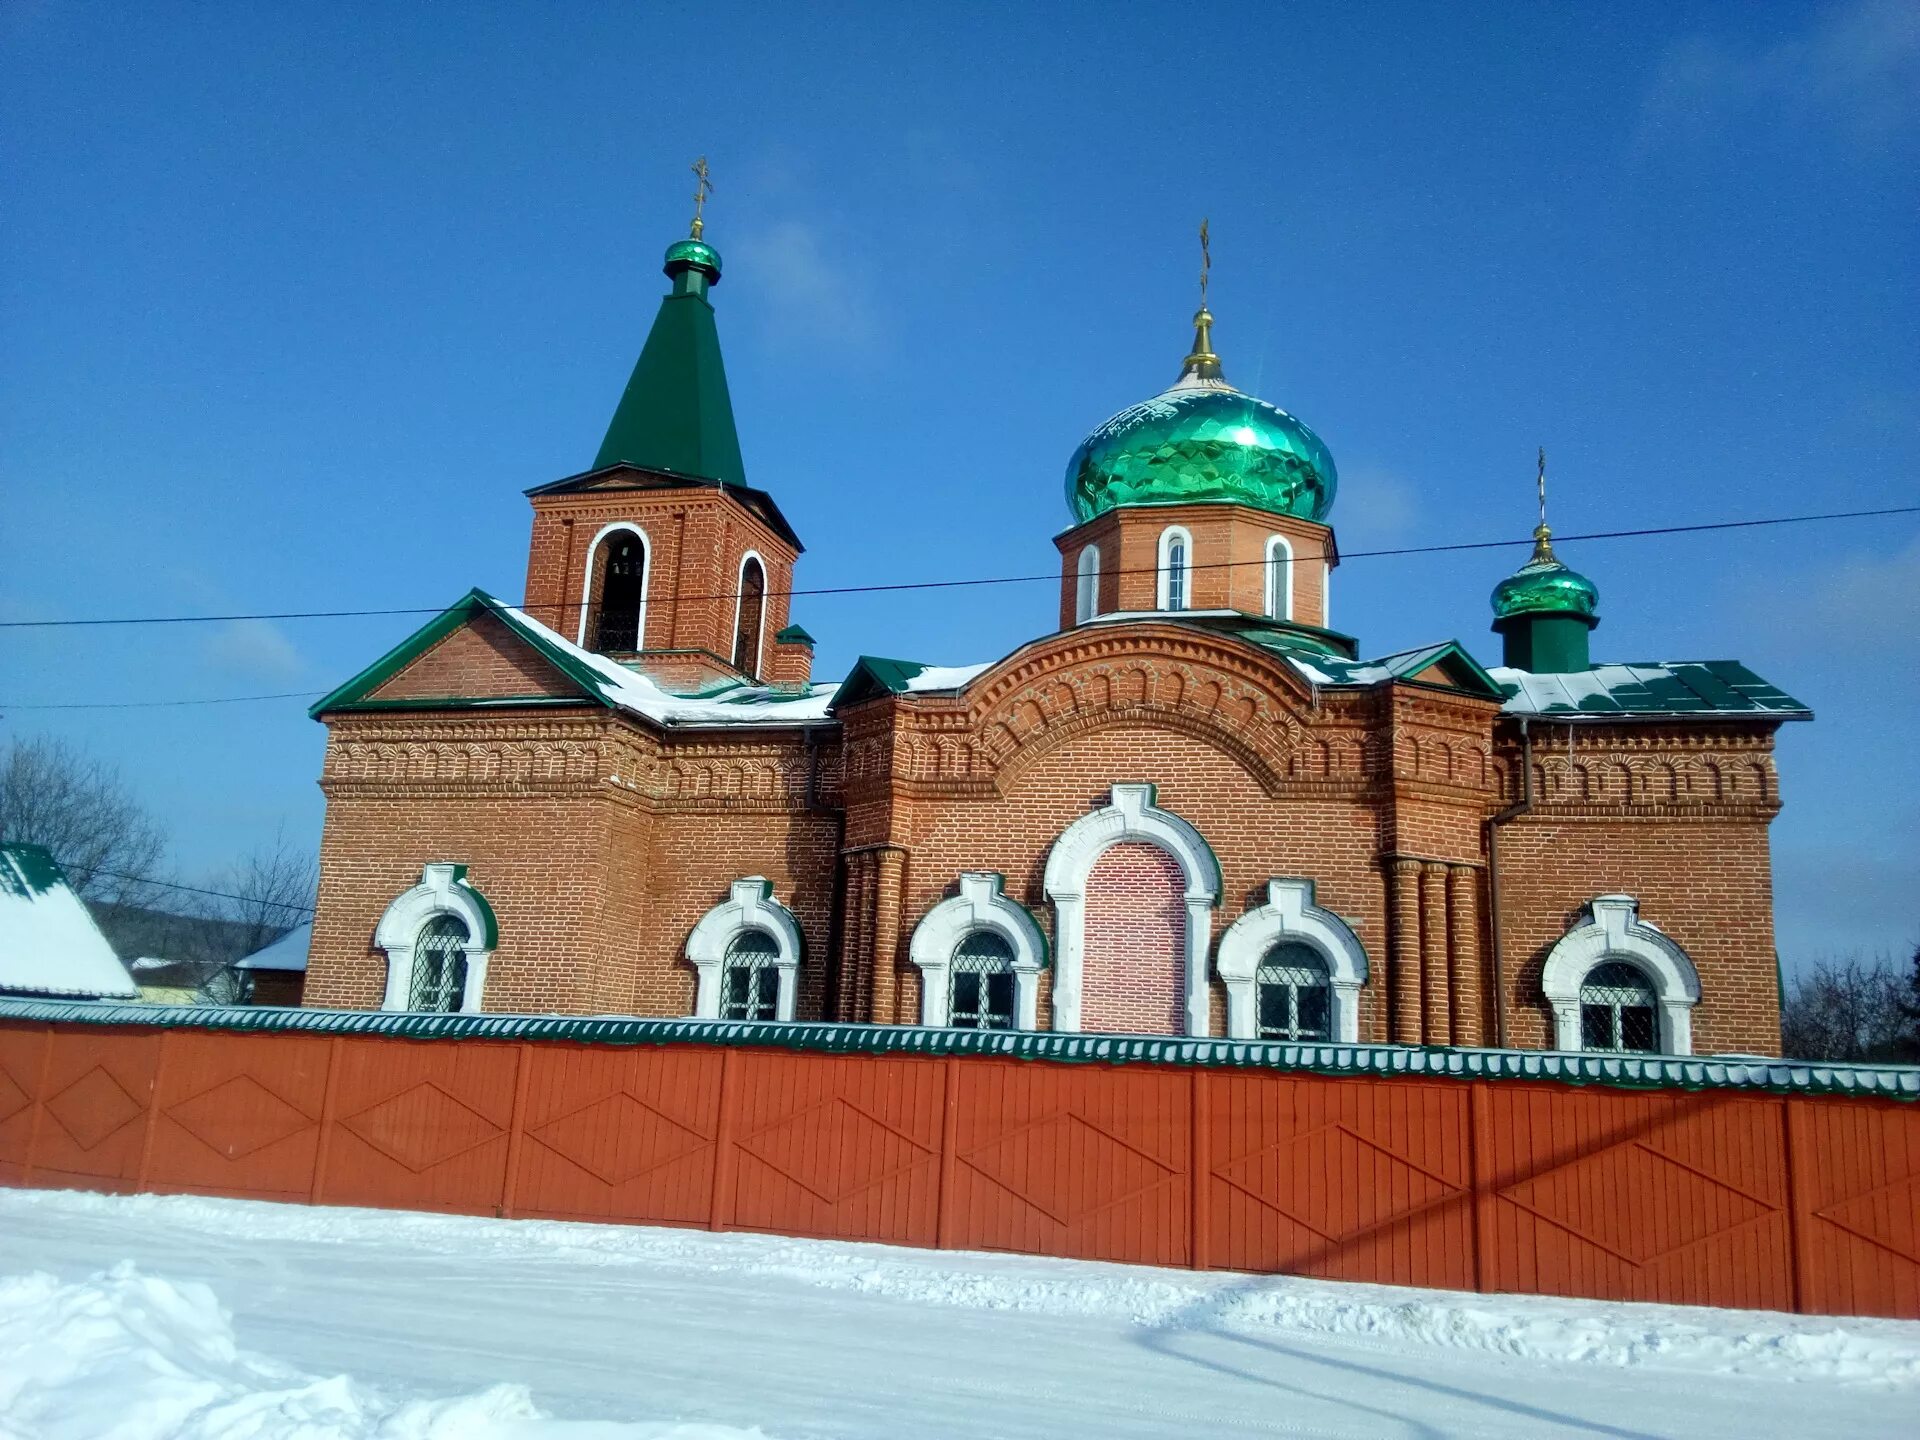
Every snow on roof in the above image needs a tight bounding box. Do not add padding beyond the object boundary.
[0,845,138,999]
[489,598,838,728]
[237,922,312,973]
[1491,661,1812,720]
[901,663,992,693]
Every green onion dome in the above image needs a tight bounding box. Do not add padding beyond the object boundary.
[1491,530,1599,621]
[664,237,722,280]
[1065,307,1337,524]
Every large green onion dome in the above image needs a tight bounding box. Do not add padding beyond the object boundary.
[1491,528,1600,621]
[1066,306,1337,524]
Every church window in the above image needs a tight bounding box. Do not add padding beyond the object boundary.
[720,928,781,1021]
[949,930,1017,1031]
[1264,535,1294,620]
[732,553,767,677]
[408,914,470,1013]
[1157,526,1192,611]
[1255,941,1330,1040]
[585,526,649,653]
[1578,960,1659,1053]
[1075,545,1101,624]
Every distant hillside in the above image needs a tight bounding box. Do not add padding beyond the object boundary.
[86,901,290,968]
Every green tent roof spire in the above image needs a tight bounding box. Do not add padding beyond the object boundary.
[593,163,746,485]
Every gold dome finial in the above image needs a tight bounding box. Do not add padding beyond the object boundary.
[1531,446,1556,562]
[1181,217,1223,380]
[689,155,713,239]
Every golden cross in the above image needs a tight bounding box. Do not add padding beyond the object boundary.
[690,156,713,238]
[1536,446,1549,530]
[1199,217,1212,307]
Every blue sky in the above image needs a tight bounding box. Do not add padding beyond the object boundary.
[2,1,1915,968]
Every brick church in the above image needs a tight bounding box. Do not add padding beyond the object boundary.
[303,202,1809,1057]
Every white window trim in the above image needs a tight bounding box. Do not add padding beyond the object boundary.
[1323,558,1333,627]
[1215,878,1367,1042]
[686,877,803,1021]
[1042,783,1221,1036]
[1074,545,1101,624]
[1156,526,1193,612]
[1540,894,1700,1055]
[373,863,496,1013]
[731,550,768,678]
[1264,534,1294,620]
[907,872,1047,1028]
[577,521,652,649]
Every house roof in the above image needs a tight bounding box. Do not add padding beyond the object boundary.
[525,464,803,553]
[1491,661,1813,721]
[0,844,138,999]
[312,590,837,730]
[237,922,312,973]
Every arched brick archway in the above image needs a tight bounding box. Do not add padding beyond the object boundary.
[1081,841,1186,1034]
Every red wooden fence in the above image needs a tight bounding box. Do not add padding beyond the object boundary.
[1,1019,1916,1318]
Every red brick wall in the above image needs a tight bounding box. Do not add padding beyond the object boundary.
[371,613,587,701]
[1082,841,1186,1034]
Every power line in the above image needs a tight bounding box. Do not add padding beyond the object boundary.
[79,867,316,915]
[2,690,326,712]
[1,503,1912,632]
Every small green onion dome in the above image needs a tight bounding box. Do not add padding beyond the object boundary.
[1065,308,1336,524]
[664,237,722,279]
[1491,531,1600,622]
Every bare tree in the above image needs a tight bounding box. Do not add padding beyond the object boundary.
[1780,953,1907,1063]
[0,735,166,902]
[189,829,318,1003]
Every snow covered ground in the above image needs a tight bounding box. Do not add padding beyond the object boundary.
[1,1187,1916,1439]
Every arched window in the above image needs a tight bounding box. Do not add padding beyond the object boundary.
[950,930,1016,1030]
[1157,527,1192,612]
[583,526,649,653]
[1579,960,1659,1053]
[409,915,470,1012]
[1255,941,1330,1040]
[732,553,767,677]
[373,863,497,1014]
[1264,535,1294,620]
[1075,545,1101,624]
[721,928,781,1021]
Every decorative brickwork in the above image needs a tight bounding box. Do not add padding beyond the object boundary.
[1081,841,1187,1035]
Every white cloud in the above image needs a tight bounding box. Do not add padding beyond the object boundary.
[1797,532,1920,652]
[731,219,879,353]
[1333,465,1421,548]
[1641,0,1920,146]
[203,619,304,680]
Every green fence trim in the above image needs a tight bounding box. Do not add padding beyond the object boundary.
[1,998,1913,1101]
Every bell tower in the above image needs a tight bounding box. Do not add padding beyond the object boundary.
[519,163,815,692]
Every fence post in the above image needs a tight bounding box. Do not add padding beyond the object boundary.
[134,1029,171,1192]
[1190,1068,1211,1271]
[708,1048,740,1232]
[1780,1097,1811,1314]
[1468,1081,1494,1293]
[20,1025,56,1185]
[936,1055,961,1250]
[499,1041,535,1219]
[309,1037,345,1205]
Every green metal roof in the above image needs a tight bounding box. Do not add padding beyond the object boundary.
[828,655,939,709]
[0,999,1911,1100]
[1492,661,1813,720]
[593,244,746,485]
[774,623,816,646]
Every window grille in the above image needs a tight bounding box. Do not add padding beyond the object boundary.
[409,914,470,1013]
[732,557,766,676]
[949,930,1016,1031]
[1255,941,1331,1041]
[1165,537,1189,611]
[1579,960,1659,1053]
[721,928,781,1021]
[592,533,646,652]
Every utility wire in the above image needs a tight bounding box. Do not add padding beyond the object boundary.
[2,690,326,712]
[1,503,1912,631]
[79,867,316,914]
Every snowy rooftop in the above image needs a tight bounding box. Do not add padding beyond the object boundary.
[0,844,138,999]
[1491,662,1812,720]
[237,921,312,973]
